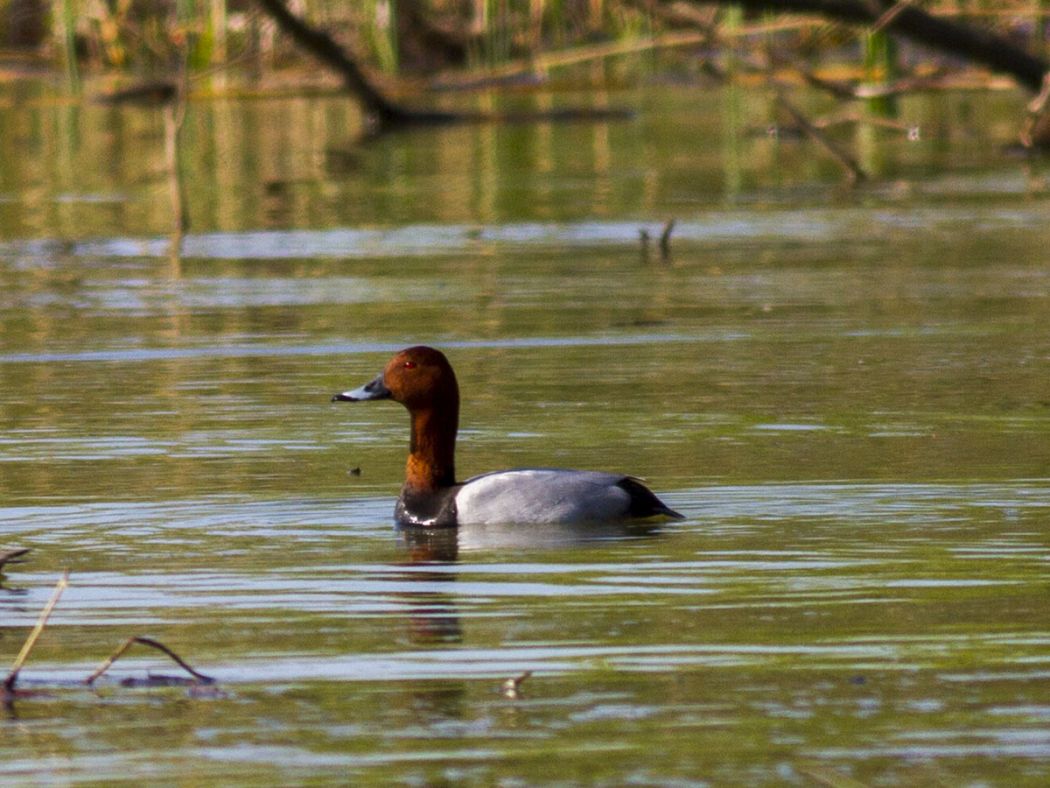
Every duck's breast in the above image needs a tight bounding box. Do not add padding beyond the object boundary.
[453,468,635,525]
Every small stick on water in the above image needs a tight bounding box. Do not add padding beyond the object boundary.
[501,670,533,699]
[4,569,70,693]
[85,636,215,686]
[659,219,676,259]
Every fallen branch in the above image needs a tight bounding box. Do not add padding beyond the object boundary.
[659,0,1048,94]
[254,0,632,132]
[85,636,215,687]
[254,0,417,127]
[4,570,69,693]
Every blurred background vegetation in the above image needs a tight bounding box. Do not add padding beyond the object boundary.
[1,1,1047,92]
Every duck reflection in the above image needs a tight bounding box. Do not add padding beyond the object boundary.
[393,520,663,645]
[384,522,664,724]
[393,527,461,645]
[399,520,662,561]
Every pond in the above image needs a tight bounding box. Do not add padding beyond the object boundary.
[1,81,1050,784]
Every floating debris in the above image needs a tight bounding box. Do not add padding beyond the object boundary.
[501,670,533,700]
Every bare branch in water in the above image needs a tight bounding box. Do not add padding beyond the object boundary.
[85,636,215,687]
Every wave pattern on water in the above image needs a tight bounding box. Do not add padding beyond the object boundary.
[3,206,1048,263]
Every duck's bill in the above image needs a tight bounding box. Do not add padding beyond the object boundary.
[332,374,391,402]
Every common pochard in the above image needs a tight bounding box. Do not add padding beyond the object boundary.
[332,346,683,527]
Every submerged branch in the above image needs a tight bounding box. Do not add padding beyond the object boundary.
[85,636,216,686]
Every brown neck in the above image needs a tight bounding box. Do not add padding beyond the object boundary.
[404,406,457,491]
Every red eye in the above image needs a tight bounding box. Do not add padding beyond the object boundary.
[403,361,417,369]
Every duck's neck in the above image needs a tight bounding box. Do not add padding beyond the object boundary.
[405,406,457,491]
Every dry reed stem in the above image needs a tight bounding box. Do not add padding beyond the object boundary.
[4,570,70,692]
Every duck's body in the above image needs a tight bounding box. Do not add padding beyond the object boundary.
[395,469,677,527]
[333,346,682,527]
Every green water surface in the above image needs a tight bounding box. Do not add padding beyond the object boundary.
[1,82,1049,784]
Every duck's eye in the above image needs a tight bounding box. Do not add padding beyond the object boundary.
[402,361,417,370]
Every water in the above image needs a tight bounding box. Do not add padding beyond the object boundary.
[1,82,1049,784]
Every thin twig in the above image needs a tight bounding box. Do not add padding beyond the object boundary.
[775,91,866,183]
[4,570,70,692]
[872,0,919,34]
[812,108,917,135]
[429,19,814,91]
[85,636,215,686]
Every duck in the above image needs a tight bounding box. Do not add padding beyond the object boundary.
[332,346,683,527]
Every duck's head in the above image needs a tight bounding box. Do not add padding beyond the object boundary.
[332,346,459,411]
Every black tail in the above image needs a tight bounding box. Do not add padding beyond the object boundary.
[617,477,685,520]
